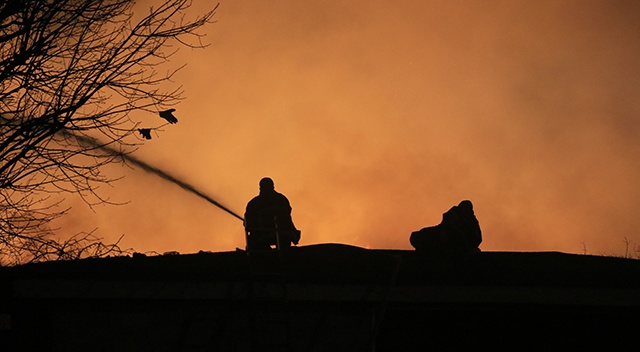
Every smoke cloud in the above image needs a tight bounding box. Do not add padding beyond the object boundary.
[55,0,640,256]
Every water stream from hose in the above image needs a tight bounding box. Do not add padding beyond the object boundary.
[67,132,245,222]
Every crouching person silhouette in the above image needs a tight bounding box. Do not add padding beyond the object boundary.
[244,177,301,250]
[410,200,482,255]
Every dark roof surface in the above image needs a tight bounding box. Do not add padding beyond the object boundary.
[3,243,639,289]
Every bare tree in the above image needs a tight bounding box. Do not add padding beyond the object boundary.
[0,0,217,265]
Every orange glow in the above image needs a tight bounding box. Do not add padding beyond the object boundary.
[54,1,640,256]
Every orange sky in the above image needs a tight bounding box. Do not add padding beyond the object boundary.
[54,0,640,256]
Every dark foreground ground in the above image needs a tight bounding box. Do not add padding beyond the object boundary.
[1,244,639,351]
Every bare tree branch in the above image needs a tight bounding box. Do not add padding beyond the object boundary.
[0,0,217,265]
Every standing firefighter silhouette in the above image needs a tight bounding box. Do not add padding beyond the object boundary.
[244,178,301,250]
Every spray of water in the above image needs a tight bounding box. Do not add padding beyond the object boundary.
[117,152,245,222]
[66,131,245,222]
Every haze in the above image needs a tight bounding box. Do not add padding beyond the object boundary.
[54,1,640,256]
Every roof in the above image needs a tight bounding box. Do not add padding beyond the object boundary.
[2,244,640,306]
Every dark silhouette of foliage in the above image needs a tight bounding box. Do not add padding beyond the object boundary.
[138,128,152,140]
[159,108,178,124]
[0,0,217,265]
